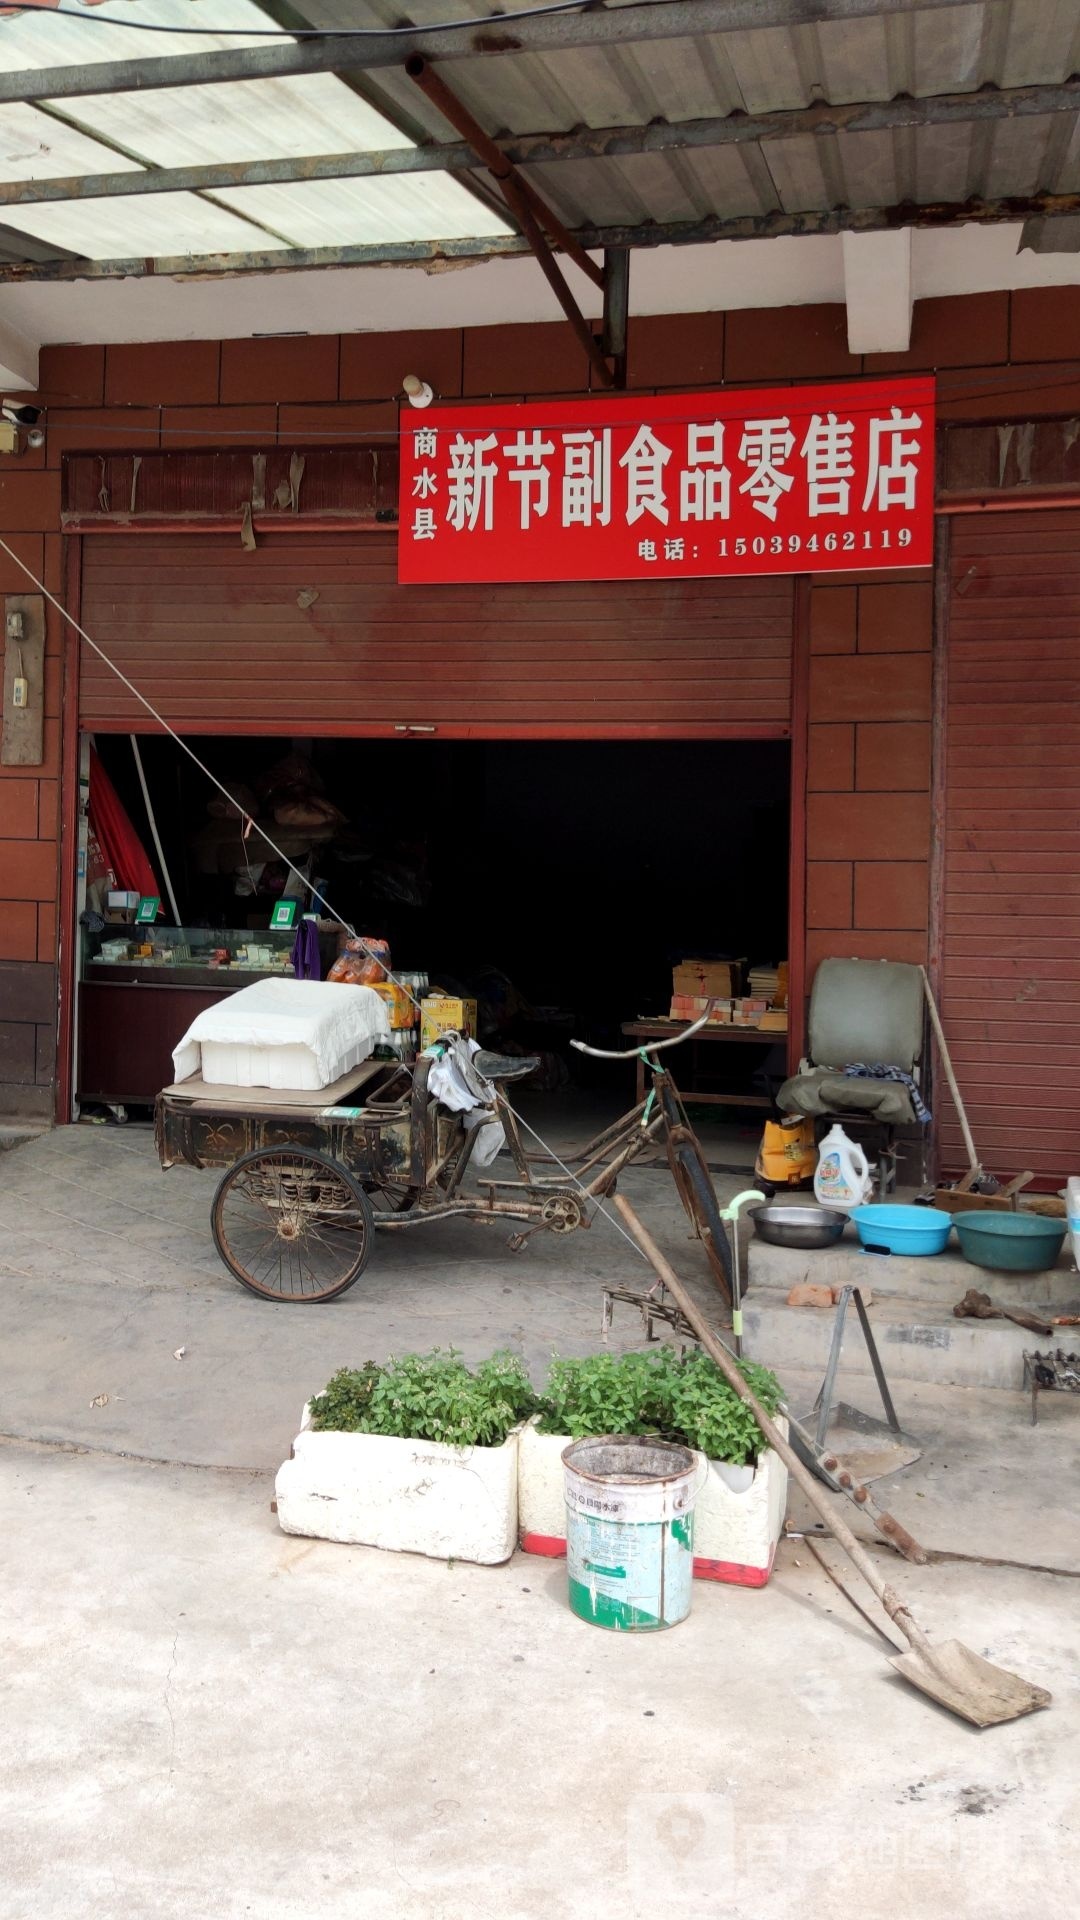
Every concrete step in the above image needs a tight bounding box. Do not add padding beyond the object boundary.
[0,1122,48,1154]
[746,1232,1080,1312]
[741,1285,1074,1392]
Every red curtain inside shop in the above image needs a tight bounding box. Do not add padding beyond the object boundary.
[88,744,159,899]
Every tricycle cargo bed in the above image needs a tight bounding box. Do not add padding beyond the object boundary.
[155,1056,453,1192]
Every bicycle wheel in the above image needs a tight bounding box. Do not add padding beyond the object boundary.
[211,1146,374,1303]
[364,1181,419,1214]
[668,1128,734,1309]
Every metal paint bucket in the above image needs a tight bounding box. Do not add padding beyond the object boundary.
[562,1436,698,1631]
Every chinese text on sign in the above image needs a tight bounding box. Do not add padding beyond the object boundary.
[398,378,934,584]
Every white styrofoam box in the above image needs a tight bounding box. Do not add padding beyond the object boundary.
[518,1415,789,1586]
[172,978,390,1090]
[692,1420,789,1587]
[275,1405,520,1565]
[518,1422,571,1554]
[197,1035,374,1091]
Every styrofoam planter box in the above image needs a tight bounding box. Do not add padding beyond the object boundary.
[274,1403,519,1565]
[518,1416,789,1587]
[692,1420,789,1587]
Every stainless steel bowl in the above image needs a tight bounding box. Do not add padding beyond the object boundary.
[749,1203,848,1250]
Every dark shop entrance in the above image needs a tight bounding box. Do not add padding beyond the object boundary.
[78,731,791,1136]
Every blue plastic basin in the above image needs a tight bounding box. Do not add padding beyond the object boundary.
[850,1204,953,1257]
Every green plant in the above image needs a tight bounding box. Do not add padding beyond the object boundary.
[535,1348,784,1466]
[308,1362,381,1432]
[309,1348,537,1448]
[535,1347,679,1438]
[666,1351,784,1467]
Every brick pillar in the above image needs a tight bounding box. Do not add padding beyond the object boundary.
[804,575,932,982]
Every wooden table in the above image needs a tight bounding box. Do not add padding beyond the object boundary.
[621,1020,782,1109]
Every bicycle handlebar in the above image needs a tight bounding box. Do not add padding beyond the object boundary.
[570,1000,717,1060]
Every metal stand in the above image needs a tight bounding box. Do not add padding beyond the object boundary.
[601,1283,696,1347]
[795,1284,922,1484]
[1023,1348,1080,1425]
[602,1254,929,1563]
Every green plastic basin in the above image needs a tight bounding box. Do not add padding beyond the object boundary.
[952,1210,1066,1274]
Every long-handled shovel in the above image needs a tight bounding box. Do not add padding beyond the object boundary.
[613,1193,1052,1729]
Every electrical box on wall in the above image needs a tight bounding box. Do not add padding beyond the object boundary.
[2,593,45,766]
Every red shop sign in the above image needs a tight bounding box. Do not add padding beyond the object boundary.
[398,375,934,585]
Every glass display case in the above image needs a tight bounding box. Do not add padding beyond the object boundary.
[79,924,301,1107]
[83,923,298,989]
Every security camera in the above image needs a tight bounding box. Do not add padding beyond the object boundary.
[1,402,41,427]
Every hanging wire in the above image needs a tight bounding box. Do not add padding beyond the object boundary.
[0,0,596,36]
[0,530,425,1008]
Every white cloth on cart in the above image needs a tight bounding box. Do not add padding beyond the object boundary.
[425,1034,505,1168]
[172,978,390,1090]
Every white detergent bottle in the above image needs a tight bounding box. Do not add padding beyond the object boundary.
[1066,1176,1080,1270]
[814,1124,872,1211]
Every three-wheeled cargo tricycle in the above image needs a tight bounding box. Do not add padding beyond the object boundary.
[155,1008,736,1305]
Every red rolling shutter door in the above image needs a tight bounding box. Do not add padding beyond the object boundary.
[78,530,794,737]
[941,509,1080,1183]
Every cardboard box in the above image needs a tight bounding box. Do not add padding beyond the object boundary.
[421,994,478,1049]
[731,997,768,1027]
[670,994,732,1024]
[371,981,414,1031]
[672,959,743,998]
[759,1008,789,1033]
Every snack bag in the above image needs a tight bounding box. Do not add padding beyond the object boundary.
[328,934,391,985]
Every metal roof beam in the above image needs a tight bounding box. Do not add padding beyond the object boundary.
[0,0,993,106]
[0,78,1076,209]
[3,190,1080,282]
[406,54,604,289]
[403,54,613,385]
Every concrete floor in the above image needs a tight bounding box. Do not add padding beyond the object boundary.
[1,1120,1077,1919]
[0,1110,742,1470]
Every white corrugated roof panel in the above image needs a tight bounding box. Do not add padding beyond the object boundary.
[42,39,422,170]
[0,0,294,73]
[0,0,507,259]
[5,187,290,258]
[0,0,1075,269]
[0,101,143,179]
[210,173,508,245]
[53,73,415,168]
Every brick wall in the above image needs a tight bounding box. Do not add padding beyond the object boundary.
[0,519,64,1118]
[1,288,1080,1117]
[804,574,933,978]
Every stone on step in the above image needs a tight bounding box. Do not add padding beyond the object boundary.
[786,1283,833,1308]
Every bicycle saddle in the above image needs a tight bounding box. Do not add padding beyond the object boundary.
[473,1050,541,1083]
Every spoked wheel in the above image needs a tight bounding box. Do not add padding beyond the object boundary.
[211,1146,374,1303]
[364,1182,418,1215]
[668,1127,734,1309]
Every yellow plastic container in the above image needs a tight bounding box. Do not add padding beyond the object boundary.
[755,1117,816,1188]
